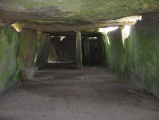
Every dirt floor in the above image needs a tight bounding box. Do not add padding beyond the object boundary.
[0,66,159,120]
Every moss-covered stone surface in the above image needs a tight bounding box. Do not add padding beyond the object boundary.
[0,26,20,93]
[18,29,37,69]
[124,26,135,80]
[130,22,159,97]
[102,21,159,98]
[105,29,126,79]
[35,32,51,69]
[1,0,159,19]
[0,0,159,27]
[120,22,159,97]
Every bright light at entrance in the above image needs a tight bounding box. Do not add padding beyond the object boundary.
[51,36,66,41]
[99,27,119,33]
[11,22,24,32]
[118,16,142,25]
[121,25,131,45]
[124,25,131,36]
[60,36,66,41]
[99,27,119,45]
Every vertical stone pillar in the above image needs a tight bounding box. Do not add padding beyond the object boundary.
[19,29,37,68]
[35,32,51,69]
[18,29,38,81]
[76,31,83,69]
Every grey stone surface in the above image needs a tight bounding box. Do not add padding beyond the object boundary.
[20,67,38,81]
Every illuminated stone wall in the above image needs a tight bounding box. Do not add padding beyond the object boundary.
[102,28,126,79]
[102,22,159,98]
[125,22,159,98]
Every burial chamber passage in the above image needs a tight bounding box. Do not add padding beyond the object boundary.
[0,0,158,99]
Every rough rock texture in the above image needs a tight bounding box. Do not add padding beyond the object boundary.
[35,32,51,69]
[0,26,20,93]
[0,1,159,32]
[18,29,37,68]
[0,0,159,23]
[103,28,126,79]
[98,34,107,66]
[20,67,38,81]
[126,22,159,98]
[102,21,159,98]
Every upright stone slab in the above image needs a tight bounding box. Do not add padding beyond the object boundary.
[18,29,37,80]
[121,22,159,98]
[0,26,20,93]
[104,28,125,79]
[18,29,37,68]
[132,22,159,98]
[35,32,51,69]
[76,31,83,69]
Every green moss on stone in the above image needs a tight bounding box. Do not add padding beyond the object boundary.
[134,23,159,91]
[18,29,37,68]
[35,32,50,68]
[124,26,135,78]
[123,21,159,97]
[0,26,20,93]
[2,0,159,23]
[102,28,126,80]
[100,20,159,97]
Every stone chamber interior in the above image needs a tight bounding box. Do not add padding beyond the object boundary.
[0,1,159,119]
[1,23,159,98]
[47,32,102,68]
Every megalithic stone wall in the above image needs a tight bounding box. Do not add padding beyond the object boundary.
[18,29,37,69]
[102,21,159,98]
[0,26,20,93]
[35,32,51,69]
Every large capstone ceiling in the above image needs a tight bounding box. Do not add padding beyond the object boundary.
[0,0,159,32]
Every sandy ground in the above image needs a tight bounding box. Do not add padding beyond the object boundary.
[0,66,159,120]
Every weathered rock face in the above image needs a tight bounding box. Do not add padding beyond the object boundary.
[0,0,159,97]
[102,28,126,79]
[18,29,37,68]
[35,32,51,69]
[0,26,20,93]
[20,67,38,81]
[126,22,159,98]
[102,21,159,98]
[0,0,159,22]
[0,0,159,32]
[18,29,51,81]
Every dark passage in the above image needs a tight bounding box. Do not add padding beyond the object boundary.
[82,36,100,65]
